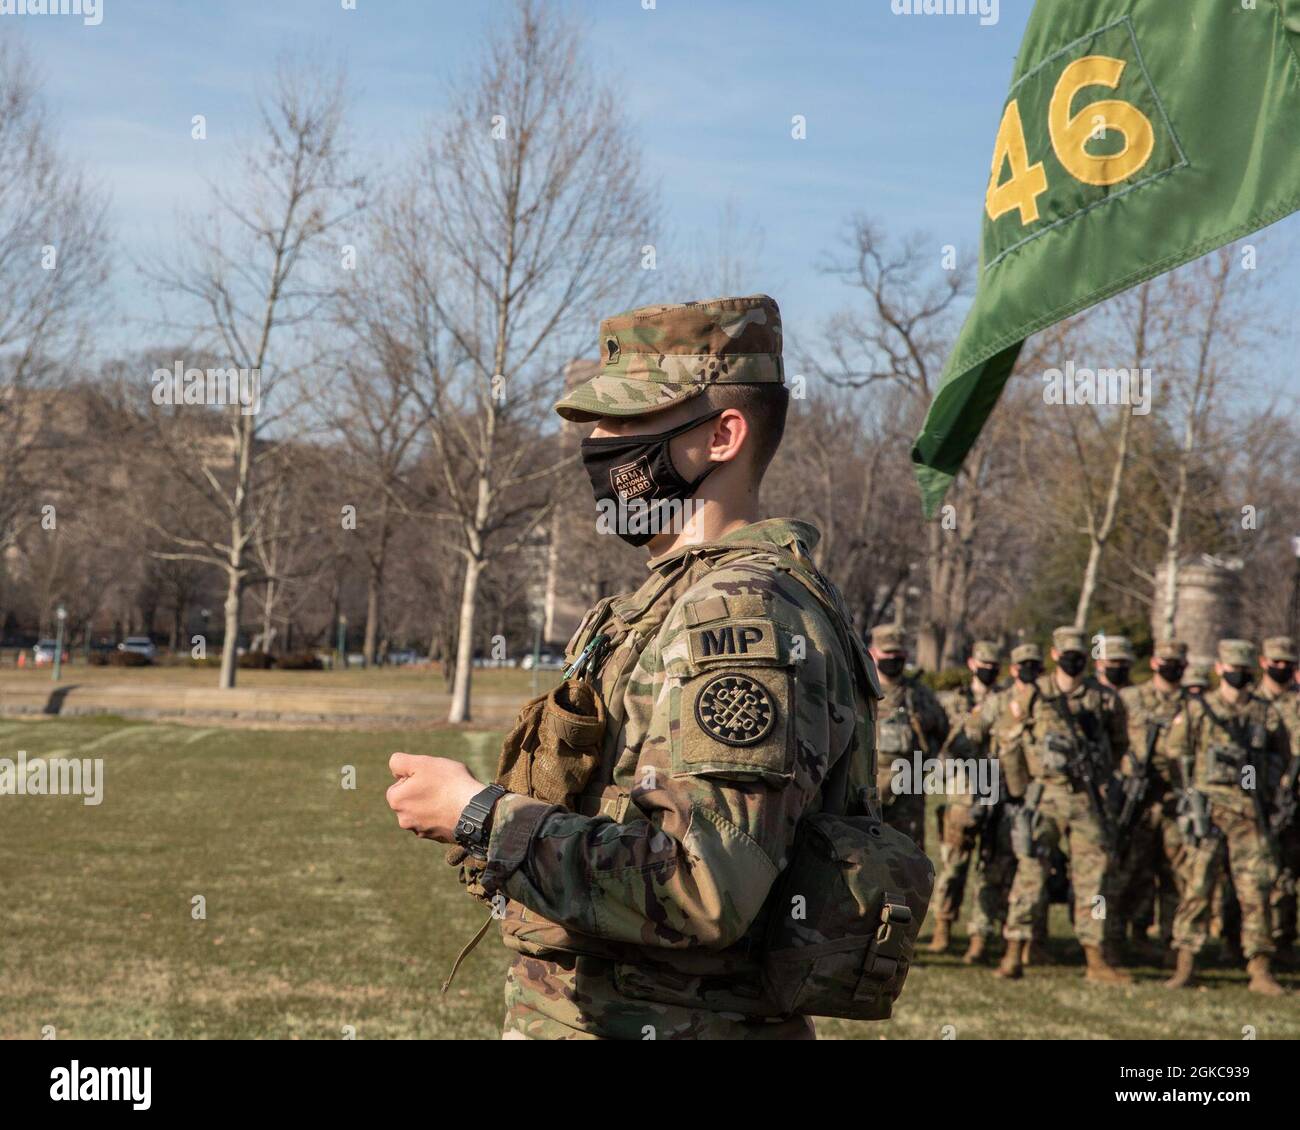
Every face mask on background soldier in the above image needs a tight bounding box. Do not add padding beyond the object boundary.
[973,664,998,687]
[1156,661,1186,684]
[1265,662,1296,685]
[1222,668,1253,690]
[1016,663,1042,685]
[1056,652,1086,677]
[1103,663,1131,687]
[580,409,725,547]
[876,656,906,679]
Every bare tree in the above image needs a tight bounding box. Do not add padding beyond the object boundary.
[0,42,109,625]
[139,60,362,687]
[813,218,981,667]
[373,1,656,721]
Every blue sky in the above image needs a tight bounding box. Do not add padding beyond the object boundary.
[10,0,1300,382]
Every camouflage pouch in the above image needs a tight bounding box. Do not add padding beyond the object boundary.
[492,679,607,808]
[761,813,934,1020]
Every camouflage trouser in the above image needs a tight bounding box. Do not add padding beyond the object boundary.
[881,790,926,853]
[501,953,816,1041]
[1171,798,1276,959]
[1268,826,1300,947]
[931,802,1014,937]
[1004,785,1115,947]
[1110,796,1183,945]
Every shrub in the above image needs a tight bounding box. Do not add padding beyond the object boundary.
[238,651,276,670]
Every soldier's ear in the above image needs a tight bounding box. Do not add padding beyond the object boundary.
[707,408,749,464]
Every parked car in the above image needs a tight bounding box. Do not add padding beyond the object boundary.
[32,639,66,667]
[118,636,158,662]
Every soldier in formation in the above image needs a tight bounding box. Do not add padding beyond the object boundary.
[869,625,948,852]
[928,641,1012,960]
[1164,640,1296,994]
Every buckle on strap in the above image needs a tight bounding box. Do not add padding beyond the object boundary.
[855,892,913,996]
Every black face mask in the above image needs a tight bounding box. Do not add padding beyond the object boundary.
[973,665,999,687]
[1156,661,1186,684]
[1016,664,1042,685]
[1266,663,1296,685]
[876,656,906,679]
[1104,664,1131,688]
[1222,669,1252,690]
[581,410,724,547]
[1056,652,1087,677]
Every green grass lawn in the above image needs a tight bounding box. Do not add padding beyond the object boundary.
[0,662,539,695]
[2,716,1298,1040]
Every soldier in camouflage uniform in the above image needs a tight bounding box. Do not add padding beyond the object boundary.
[995,627,1131,984]
[927,641,1007,957]
[385,295,914,1039]
[869,624,948,854]
[1259,636,1300,963]
[1110,640,1192,963]
[1165,639,1292,994]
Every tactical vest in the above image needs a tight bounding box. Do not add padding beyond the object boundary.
[1019,678,1110,788]
[1193,696,1269,791]
[485,536,933,1020]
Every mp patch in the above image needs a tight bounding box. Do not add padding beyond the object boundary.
[687,618,779,666]
[694,672,777,747]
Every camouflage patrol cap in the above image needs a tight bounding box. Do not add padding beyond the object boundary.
[1052,626,1088,654]
[971,640,1001,664]
[1217,638,1256,666]
[1011,643,1043,664]
[869,625,907,653]
[554,294,784,423]
[1263,636,1298,662]
[1153,638,1189,661]
[1183,659,1213,687]
[1099,635,1135,662]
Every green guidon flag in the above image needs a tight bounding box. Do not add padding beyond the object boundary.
[912,0,1300,517]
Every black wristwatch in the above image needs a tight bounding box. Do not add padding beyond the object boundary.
[454,783,508,860]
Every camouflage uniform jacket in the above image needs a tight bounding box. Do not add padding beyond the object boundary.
[475,518,880,1020]
[874,676,948,799]
[1258,680,1300,798]
[1164,687,1291,814]
[1119,681,1186,795]
[995,673,1127,798]
[938,680,1003,807]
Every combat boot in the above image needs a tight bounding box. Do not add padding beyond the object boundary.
[1246,955,1286,996]
[994,939,1024,980]
[962,934,988,965]
[1083,944,1133,985]
[1163,948,1196,989]
[926,919,952,954]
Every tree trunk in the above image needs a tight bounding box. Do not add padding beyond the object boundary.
[219,567,241,690]
[448,556,482,723]
[1074,409,1134,628]
[364,564,382,667]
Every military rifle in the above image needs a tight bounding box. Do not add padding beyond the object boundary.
[1046,693,1118,855]
[1271,752,1300,837]
[1111,720,1162,844]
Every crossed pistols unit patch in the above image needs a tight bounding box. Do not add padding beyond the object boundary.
[694,672,776,747]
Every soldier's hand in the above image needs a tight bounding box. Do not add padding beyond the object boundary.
[386,753,482,842]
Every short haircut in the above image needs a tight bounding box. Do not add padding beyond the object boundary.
[702,382,789,481]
